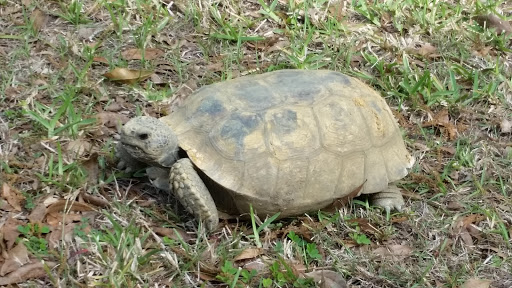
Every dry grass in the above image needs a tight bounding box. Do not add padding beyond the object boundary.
[0,0,511,287]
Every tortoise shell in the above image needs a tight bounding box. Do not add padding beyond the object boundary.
[160,70,413,217]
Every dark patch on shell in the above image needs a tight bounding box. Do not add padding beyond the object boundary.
[233,82,280,111]
[271,109,298,134]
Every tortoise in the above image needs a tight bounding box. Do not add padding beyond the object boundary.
[116,69,414,231]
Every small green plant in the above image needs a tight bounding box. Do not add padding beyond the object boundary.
[248,205,280,248]
[267,257,315,287]
[23,86,96,138]
[17,223,50,255]
[287,231,322,263]
[349,230,372,245]
[57,0,90,25]
[217,260,257,288]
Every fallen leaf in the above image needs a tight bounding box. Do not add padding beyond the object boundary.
[104,102,122,112]
[422,109,458,140]
[243,259,266,272]
[474,14,512,35]
[103,68,153,84]
[461,278,492,288]
[346,218,381,235]
[500,118,511,133]
[457,214,485,228]
[373,244,413,259]
[92,56,109,64]
[205,62,224,72]
[1,183,23,211]
[152,226,193,243]
[0,244,29,276]
[46,212,84,226]
[2,218,24,250]
[122,48,164,60]
[327,0,346,22]
[27,200,48,223]
[21,0,31,6]
[82,153,99,185]
[80,192,109,208]
[96,112,130,128]
[446,201,463,210]
[66,139,92,157]
[419,43,438,57]
[47,222,78,248]
[234,248,263,262]
[302,270,347,288]
[30,9,48,33]
[46,200,93,215]
[0,261,56,285]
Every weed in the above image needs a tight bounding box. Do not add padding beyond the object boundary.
[17,223,50,256]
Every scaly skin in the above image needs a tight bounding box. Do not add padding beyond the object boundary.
[170,158,219,231]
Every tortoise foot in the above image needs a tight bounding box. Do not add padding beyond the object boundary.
[370,185,404,213]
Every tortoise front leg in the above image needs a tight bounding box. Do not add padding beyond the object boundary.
[170,158,219,231]
[370,185,405,213]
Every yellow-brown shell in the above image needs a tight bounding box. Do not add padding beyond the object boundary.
[162,70,413,217]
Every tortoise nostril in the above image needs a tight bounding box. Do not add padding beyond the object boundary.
[138,133,149,140]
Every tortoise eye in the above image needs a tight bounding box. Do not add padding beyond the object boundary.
[138,133,149,140]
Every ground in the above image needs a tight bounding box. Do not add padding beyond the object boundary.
[0,0,511,287]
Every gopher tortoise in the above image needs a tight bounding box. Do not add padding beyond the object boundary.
[117,69,414,231]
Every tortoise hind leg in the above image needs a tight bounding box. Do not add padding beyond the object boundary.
[170,158,219,231]
[370,185,404,213]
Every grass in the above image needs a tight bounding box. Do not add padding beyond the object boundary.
[0,0,511,287]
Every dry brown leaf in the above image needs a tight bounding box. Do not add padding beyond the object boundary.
[27,200,48,224]
[104,102,122,112]
[346,218,380,235]
[422,109,458,140]
[46,200,93,215]
[103,68,153,84]
[458,214,485,228]
[461,278,492,288]
[47,222,78,248]
[474,14,512,35]
[30,9,48,33]
[0,261,56,285]
[93,56,109,64]
[459,228,474,247]
[327,0,346,22]
[96,112,130,128]
[0,244,29,276]
[66,139,92,157]
[46,212,84,227]
[234,248,263,262]
[500,118,511,133]
[82,153,99,185]
[205,62,224,72]
[2,218,25,250]
[21,0,31,6]
[373,244,413,259]
[80,192,109,208]
[302,270,347,288]
[152,226,193,243]
[122,48,164,60]
[1,183,23,211]
[417,43,437,57]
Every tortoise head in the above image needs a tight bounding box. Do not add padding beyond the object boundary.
[120,116,179,167]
